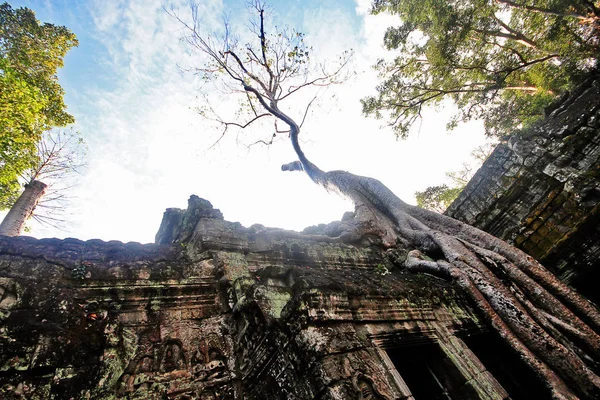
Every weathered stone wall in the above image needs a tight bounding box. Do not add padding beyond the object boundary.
[447,78,600,304]
[5,77,600,397]
[0,197,518,399]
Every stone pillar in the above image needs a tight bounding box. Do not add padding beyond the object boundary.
[0,180,47,236]
[437,333,508,399]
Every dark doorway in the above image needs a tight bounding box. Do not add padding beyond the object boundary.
[462,332,551,400]
[386,342,470,400]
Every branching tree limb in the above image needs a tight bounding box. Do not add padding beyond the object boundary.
[496,0,599,20]
[166,0,351,147]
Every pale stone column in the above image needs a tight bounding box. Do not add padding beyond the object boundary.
[437,333,509,399]
[0,180,47,236]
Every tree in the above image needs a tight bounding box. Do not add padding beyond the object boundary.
[0,129,85,236]
[416,142,495,212]
[176,3,600,398]
[361,0,600,138]
[415,184,463,212]
[0,3,78,208]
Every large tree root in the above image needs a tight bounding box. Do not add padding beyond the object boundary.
[407,205,600,332]
[407,250,577,400]
[310,170,600,399]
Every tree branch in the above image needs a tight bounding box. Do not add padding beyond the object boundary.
[496,0,596,21]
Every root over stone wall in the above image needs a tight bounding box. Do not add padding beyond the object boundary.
[447,78,600,305]
[0,197,531,399]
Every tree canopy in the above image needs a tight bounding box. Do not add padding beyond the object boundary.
[362,0,600,138]
[168,1,351,150]
[0,3,77,208]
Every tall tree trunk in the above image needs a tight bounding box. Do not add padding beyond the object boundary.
[0,180,47,236]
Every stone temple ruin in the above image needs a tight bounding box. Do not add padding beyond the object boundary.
[0,196,551,399]
[0,81,598,399]
[447,77,600,305]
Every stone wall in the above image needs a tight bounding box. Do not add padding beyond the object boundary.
[0,196,523,399]
[447,78,600,304]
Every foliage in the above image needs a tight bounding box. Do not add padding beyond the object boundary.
[374,263,392,275]
[71,262,87,280]
[0,3,78,208]
[362,0,600,138]
[415,184,463,213]
[416,142,496,212]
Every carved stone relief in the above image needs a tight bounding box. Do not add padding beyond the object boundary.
[352,374,388,400]
[0,278,20,320]
[116,334,230,398]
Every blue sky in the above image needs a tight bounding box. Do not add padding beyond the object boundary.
[6,0,490,243]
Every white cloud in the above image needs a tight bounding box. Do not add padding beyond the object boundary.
[90,1,123,31]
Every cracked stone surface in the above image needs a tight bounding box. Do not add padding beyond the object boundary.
[447,78,600,304]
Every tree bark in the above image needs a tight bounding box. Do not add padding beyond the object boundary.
[0,180,47,236]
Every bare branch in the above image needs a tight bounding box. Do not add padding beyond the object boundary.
[245,132,278,149]
[207,112,272,150]
[299,95,318,128]
[172,1,353,147]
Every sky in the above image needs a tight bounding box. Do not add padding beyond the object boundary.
[6,0,491,244]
